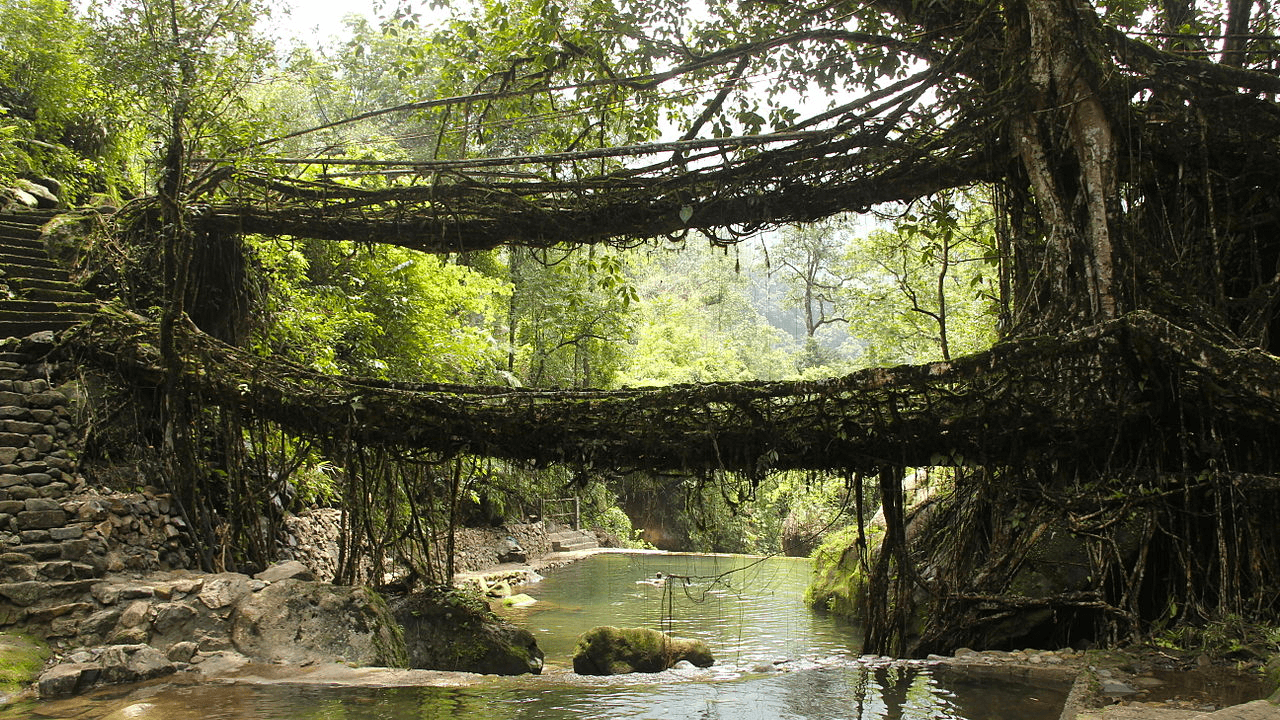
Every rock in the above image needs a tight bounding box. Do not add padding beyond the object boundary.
[497,537,527,564]
[0,632,52,698]
[393,587,543,675]
[101,703,159,720]
[0,186,38,211]
[1100,679,1138,696]
[253,560,314,583]
[97,644,174,684]
[37,662,99,697]
[151,602,197,635]
[571,626,714,675]
[0,581,48,606]
[80,607,122,637]
[501,593,537,608]
[117,599,151,628]
[197,574,252,610]
[189,650,249,676]
[166,641,198,663]
[24,176,61,196]
[230,579,406,667]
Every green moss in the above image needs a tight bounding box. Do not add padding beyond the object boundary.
[362,588,410,669]
[805,523,883,619]
[0,633,51,698]
[572,626,712,675]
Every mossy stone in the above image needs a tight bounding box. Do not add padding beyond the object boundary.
[0,632,51,700]
[572,626,713,675]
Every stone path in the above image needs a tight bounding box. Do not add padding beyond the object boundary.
[0,211,95,338]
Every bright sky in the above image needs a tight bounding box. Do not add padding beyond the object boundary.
[270,0,449,46]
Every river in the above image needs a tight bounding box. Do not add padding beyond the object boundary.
[13,552,1069,719]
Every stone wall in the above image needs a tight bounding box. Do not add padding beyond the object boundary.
[281,508,341,582]
[0,344,198,645]
[452,522,550,574]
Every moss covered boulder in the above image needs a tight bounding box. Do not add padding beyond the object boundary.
[392,587,543,675]
[571,626,713,675]
[0,632,51,703]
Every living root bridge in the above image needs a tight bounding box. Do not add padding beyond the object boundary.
[62,310,1280,477]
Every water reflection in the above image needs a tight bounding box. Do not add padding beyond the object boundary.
[11,553,1067,720]
[495,552,861,668]
[15,661,1064,720]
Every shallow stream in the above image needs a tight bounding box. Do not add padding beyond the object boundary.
[14,552,1070,719]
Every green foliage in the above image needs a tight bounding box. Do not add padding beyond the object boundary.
[1155,613,1280,660]
[615,244,794,386]
[508,247,633,388]
[85,0,280,179]
[249,237,509,382]
[0,0,131,197]
[839,192,999,367]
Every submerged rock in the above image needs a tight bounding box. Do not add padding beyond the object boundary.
[392,587,543,675]
[571,626,714,675]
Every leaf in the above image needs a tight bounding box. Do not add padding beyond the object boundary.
[679,205,693,224]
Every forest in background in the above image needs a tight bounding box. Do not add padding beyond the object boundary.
[0,0,996,554]
[4,0,1279,657]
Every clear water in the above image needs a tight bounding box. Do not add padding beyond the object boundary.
[12,552,1070,720]
[494,552,861,669]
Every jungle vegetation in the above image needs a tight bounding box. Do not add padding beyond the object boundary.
[2,0,1278,657]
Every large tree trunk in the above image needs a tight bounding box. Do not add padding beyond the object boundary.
[1012,0,1123,329]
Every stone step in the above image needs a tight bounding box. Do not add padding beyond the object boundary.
[0,251,61,274]
[0,579,98,608]
[0,222,44,241]
[0,233,44,252]
[8,286,94,304]
[0,300,97,315]
[0,309,87,324]
[0,209,57,223]
[0,243,52,264]
[0,318,83,339]
[0,264,67,284]
[549,530,599,552]
[7,277,88,296]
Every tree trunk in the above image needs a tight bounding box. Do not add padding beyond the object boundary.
[1012,0,1123,329]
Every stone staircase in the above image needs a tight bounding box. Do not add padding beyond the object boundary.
[0,210,96,338]
[548,528,599,553]
[0,346,107,637]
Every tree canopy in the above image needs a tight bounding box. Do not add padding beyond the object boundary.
[8,0,1280,656]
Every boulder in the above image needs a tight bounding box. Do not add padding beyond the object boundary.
[497,537,527,564]
[0,187,38,211]
[37,662,99,697]
[392,587,543,675]
[0,632,51,700]
[254,560,315,583]
[13,179,58,209]
[197,573,253,610]
[571,626,714,675]
[230,579,406,667]
[97,644,175,685]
